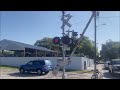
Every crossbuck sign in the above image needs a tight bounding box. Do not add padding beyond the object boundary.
[61,13,72,30]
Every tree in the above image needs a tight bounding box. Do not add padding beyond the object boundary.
[100,40,120,60]
[68,36,98,59]
[34,36,99,59]
[34,37,61,52]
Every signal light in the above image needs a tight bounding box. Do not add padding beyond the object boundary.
[53,37,60,44]
[61,36,70,45]
[72,31,78,36]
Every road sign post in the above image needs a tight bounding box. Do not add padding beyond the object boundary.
[61,11,66,79]
[61,11,72,79]
[52,11,72,79]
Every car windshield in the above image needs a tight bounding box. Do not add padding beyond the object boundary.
[112,60,120,64]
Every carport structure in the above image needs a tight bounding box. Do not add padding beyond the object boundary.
[0,39,58,57]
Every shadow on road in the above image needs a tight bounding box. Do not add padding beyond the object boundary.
[7,72,46,77]
[103,71,120,79]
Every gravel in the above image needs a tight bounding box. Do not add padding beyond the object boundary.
[0,68,93,79]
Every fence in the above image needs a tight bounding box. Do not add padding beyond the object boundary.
[0,57,94,70]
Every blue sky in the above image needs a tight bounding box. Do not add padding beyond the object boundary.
[0,11,120,52]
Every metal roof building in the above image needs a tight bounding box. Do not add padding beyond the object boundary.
[0,39,57,57]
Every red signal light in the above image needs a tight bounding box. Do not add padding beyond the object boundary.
[53,37,60,44]
[54,39,58,43]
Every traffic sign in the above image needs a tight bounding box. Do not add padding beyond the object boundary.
[61,14,72,28]
[64,14,70,17]
[61,25,65,30]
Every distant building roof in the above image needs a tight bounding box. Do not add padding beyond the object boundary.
[0,39,57,53]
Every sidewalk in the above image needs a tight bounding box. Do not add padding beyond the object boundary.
[87,64,104,79]
[87,64,104,71]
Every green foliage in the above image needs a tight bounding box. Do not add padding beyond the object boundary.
[0,50,14,56]
[34,36,98,59]
[0,65,18,69]
[69,36,98,59]
[100,40,120,60]
[34,37,61,52]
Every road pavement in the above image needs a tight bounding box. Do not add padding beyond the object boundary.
[88,64,120,79]
[103,69,120,79]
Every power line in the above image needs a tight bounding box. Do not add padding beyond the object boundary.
[118,11,120,58]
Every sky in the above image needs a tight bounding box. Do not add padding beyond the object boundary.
[0,11,120,52]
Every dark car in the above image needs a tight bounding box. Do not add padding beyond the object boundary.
[19,59,53,75]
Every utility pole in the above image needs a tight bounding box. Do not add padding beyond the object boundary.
[66,29,70,36]
[61,11,66,79]
[52,11,72,78]
[94,11,97,77]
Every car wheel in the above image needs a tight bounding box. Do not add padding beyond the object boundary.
[37,69,42,75]
[109,69,111,73]
[20,68,25,74]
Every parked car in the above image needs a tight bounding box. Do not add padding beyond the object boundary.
[104,61,110,69]
[19,59,53,75]
[108,59,120,75]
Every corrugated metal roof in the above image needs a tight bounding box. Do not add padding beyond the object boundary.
[0,39,57,53]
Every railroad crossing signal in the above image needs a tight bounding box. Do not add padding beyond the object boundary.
[53,37,61,44]
[61,13,72,30]
[72,31,78,36]
[61,36,70,45]
[53,11,73,79]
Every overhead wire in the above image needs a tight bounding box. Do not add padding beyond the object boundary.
[118,11,120,58]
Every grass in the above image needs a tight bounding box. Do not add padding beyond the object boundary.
[0,65,19,69]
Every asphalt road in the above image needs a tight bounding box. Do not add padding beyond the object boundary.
[103,69,120,79]
[92,64,120,79]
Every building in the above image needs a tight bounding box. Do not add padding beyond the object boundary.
[0,39,94,70]
[0,39,58,57]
